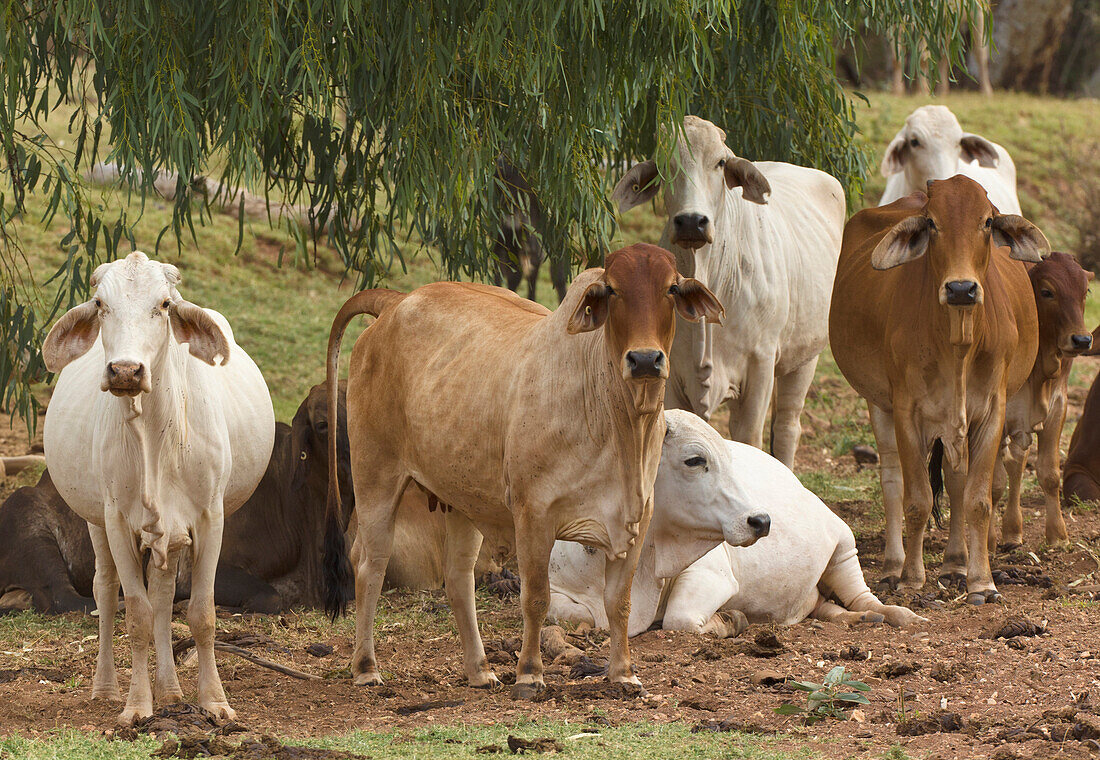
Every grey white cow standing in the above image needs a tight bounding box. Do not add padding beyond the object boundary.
[613,116,845,468]
[42,252,274,724]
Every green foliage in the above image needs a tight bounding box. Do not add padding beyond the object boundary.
[2,1,983,420]
[774,665,871,724]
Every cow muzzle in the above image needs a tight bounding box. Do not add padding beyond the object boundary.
[623,349,668,380]
[942,280,981,307]
[671,213,712,250]
[1066,333,1093,354]
[102,360,150,397]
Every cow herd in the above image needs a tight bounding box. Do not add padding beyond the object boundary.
[1,105,1099,725]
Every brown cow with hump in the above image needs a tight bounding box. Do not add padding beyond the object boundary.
[831,175,1048,604]
[323,244,723,698]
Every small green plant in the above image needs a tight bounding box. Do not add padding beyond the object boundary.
[1066,493,1099,515]
[774,665,871,724]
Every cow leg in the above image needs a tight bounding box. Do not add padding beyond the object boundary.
[603,504,651,688]
[662,556,742,637]
[728,358,774,451]
[869,405,905,584]
[104,512,155,725]
[350,474,409,686]
[149,550,183,703]
[964,412,1003,604]
[819,537,927,627]
[940,460,970,586]
[188,514,234,720]
[1038,393,1070,544]
[88,525,121,702]
[442,510,498,688]
[1001,443,1029,550]
[771,358,817,469]
[895,410,934,590]
[512,512,555,698]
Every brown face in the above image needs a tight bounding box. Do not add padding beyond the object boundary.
[871,176,1051,311]
[1031,251,1094,355]
[567,243,724,413]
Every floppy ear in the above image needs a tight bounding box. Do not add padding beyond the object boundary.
[673,277,724,324]
[567,282,611,334]
[611,161,661,213]
[42,300,100,373]
[881,132,909,177]
[871,215,932,270]
[992,215,1051,263]
[1087,323,1100,357]
[959,134,999,168]
[723,157,770,204]
[169,300,230,365]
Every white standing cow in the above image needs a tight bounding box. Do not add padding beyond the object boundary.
[548,411,924,635]
[42,252,274,724]
[613,116,845,469]
[878,105,1020,214]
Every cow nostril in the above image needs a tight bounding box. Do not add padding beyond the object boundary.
[133,365,144,377]
[1073,334,1093,350]
[945,280,979,306]
[107,364,118,377]
[696,215,709,231]
[625,350,665,378]
[747,513,771,537]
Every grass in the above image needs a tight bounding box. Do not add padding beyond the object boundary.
[0,721,821,760]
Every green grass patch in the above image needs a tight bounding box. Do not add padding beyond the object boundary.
[0,721,821,760]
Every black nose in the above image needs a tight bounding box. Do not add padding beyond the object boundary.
[673,213,709,237]
[1073,334,1093,351]
[625,350,666,378]
[944,280,978,306]
[747,513,771,538]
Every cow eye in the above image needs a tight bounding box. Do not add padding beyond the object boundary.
[605,286,615,296]
[94,298,102,308]
[909,138,920,148]
[1040,288,1054,299]
[984,217,993,229]
[717,159,726,169]
[668,284,680,296]
[684,455,707,468]
[161,299,171,309]
[926,218,937,232]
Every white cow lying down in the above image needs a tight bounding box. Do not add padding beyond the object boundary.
[548,411,924,636]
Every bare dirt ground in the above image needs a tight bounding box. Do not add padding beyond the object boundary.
[2,492,1100,759]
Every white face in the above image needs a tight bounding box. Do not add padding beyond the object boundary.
[895,106,965,184]
[90,253,179,396]
[654,409,770,548]
[661,118,736,251]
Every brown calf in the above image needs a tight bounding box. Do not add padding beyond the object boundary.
[830,176,1047,604]
[997,253,1094,547]
[322,244,722,697]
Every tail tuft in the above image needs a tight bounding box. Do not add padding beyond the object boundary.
[928,439,945,529]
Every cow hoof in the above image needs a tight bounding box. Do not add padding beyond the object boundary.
[860,612,886,625]
[510,681,545,701]
[997,540,1023,553]
[118,705,152,726]
[938,573,967,590]
[469,672,501,689]
[92,686,123,702]
[966,590,1003,606]
[353,672,384,687]
[202,702,237,722]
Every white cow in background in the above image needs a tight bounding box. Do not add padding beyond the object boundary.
[42,252,274,725]
[613,116,845,469]
[879,105,1020,214]
[548,411,924,636]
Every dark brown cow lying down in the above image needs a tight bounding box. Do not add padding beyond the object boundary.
[0,382,496,614]
[0,382,355,614]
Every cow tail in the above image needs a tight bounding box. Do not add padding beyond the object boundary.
[322,288,407,621]
[928,438,945,530]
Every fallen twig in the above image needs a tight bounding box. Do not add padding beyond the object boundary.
[173,638,320,681]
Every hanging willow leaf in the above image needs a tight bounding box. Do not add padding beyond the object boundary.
[1,0,983,425]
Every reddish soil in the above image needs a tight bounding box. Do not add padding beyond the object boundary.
[2,494,1100,759]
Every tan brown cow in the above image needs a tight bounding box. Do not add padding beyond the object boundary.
[322,244,723,698]
[830,176,1047,604]
[997,253,1094,547]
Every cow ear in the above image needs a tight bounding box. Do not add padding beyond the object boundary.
[673,278,724,324]
[871,215,932,270]
[42,300,100,373]
[611,161,661,213]
[881,132,909,177]
[169,300,230,365]
[992,214,1051,263]
[1086,323,1100,356]
[960,134,999,168]
[567,282,611,334]
[723,157,770,204]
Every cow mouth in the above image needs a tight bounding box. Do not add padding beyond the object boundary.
[671,235,709,251]
[107,386,143,398]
